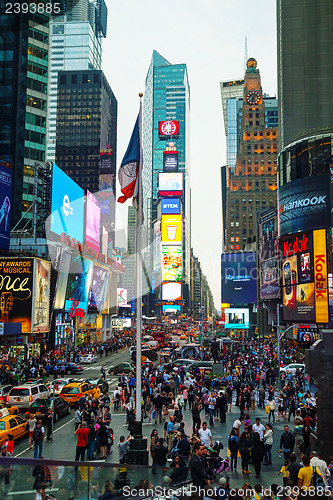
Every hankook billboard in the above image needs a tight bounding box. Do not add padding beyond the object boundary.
[279,175,330,235]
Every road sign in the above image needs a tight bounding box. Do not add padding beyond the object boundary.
[264,345,270,353]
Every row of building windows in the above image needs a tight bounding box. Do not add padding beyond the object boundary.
[26,96,47,111]
[28,27,49,44]
[27,45,48,60]
[59,73,101,85]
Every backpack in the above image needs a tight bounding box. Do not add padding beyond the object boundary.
[312,466,325,489]
[33,426,43,443]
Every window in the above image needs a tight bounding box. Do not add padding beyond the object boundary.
[60,74,66,84]
[9,419,17,429]
[256,121,259,125]
[82,74,88,84]
[71,74,77,84]
[31,387,38,395]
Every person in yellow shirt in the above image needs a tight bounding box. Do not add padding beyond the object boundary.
[298,455,321,495]
[278,459,290,486]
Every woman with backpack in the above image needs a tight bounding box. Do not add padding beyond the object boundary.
[228,428,239,471]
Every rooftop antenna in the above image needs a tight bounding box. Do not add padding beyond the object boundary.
[244,35,248,70]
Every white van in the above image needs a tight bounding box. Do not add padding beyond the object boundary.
[7,383,50,409]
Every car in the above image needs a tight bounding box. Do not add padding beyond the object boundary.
[170,359,194,368]
[189,361,213,372]
[108,363,135,376]
[131,348,157,362]
[30,397,71,421]
[0,415,28,447]
[0,402,19,416]
[48,378,76,396]
[79,354,97,364]
[280,363,306,376]
[84,378,109,394]
[59,382,101,406]
[0,385,13,402]
[54,362,84,375]
[7,383,51,409]
[166,341,179,349]
[180,334,187,340]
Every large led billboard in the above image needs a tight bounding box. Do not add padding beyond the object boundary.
[221,252,257,304]
[117,288,128,307]
[65,254,94,313]
[258,209,280,300]
[162,304,181,313]
[162,246,182,282]
[158,120,179,140]
[161,198,180,215]
[158,173,183,196]
[163,151,179,172]
[33,258,51,333]
[86,190,101,253]
[279,175,330,236]
[88,265,109,313]
[162,215,182,245]
[54,250,71,310]
[0,257,34,333]
[162,282,182,301]
[51,163,84,242]
[0,165,12,250]
[224,308,249,329]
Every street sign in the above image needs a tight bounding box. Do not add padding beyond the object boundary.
[264,345,270,353]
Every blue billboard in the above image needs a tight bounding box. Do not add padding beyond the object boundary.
[161,198,180,214]
[0,165,12,250]
[221,252,257,304]
[65,254,94,313]
[51,163,84,242]
[162,304,181,313]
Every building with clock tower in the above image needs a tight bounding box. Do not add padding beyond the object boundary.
[221,58,278,253]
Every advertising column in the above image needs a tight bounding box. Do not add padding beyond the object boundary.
[313,229,328,324]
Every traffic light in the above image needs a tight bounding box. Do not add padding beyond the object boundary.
[294,327,298,340]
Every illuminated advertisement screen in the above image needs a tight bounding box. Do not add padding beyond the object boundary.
[33,258,51,333]
[162,215,182,245]
[282,232,315,322]
[51,163,84,241]
[221,252,257,303]
[163,151,179,172]
[158,173,183,196]
[161,198,180,214]
[298,327,320,343]
[86,190,101,253]
[54,250,71,310]
[0,257,34,333]
[162,305,181,313]
[158,120,179,140]
[162,246,182,282]
[224,308,249,329]
[117,288,128,307]
[88,265,109,313]
[162,282,182,301]
[65,254,94,313]
[0,165,12,250]
[258,209,280,300]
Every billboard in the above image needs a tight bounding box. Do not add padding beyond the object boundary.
[0,165,12,250]
[65,254,94,313]
[298,326,321,343]
[279,175,330,236]
[162,215,182,245]
[86,190,101,253]
[0,257,34,333]
[54,250,71,310]
[162,282,182,301]
[51,163,84,241]
[282,231,316,322]
[163,151,179,172]
[221,252,257,304]
[158,120,179,140]
[88,265,109,313]
[258,209,280,300]
[158,173,183,196]
[161,198,180,214]
[224,308,249,329]
[33,259,51,333]
[162,246,182,282]
[313,229,328,323]
[162,304,181,313]
[117,288,128,307]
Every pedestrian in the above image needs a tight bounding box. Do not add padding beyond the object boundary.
[239,431,252,474]
[150,429,159,467]
[43,408,53,441]
[101,364,106,380]
[28,413,37,449]
[279,425,295,460]
[4,434,14,457]
[189,442,211,488]
[286,452,302,486]
[263,423,274,465]
[268,398,276,423]
[298,454,322,495]
[217,391,227,423]
[192,400,202,435]
[228,428,239,471]
[118,435,131,464]
[207,391,216,427]
[310,451,330,486]
[278,459,290,486]
[86,422,96,460]
[153,437,169,468]
[32,419,45,459]
[198,422,213,447]
[74,421,89,462]
[251,431,264,478]
[113,387,121,411]
[74,405,82,430]
[252,417,265,441]
[103,408,112,428]
[0,445,12,495]
[98,421,108,459]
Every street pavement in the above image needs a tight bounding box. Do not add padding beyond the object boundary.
[12,347,297,489]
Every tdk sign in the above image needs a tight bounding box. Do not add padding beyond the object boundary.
[162,198,180,214]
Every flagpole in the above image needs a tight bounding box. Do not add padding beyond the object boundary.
[135,93,143,425]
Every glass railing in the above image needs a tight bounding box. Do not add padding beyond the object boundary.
[0,457,191,500]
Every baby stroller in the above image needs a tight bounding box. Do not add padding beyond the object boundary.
[206,441,226,472]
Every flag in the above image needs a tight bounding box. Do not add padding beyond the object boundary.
[117,115,140,204]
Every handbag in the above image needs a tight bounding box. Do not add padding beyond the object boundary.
[152,410,156,419]
[265,405,270,414]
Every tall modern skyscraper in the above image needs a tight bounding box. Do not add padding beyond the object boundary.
[142,51,191,311]
[46,0,107,161]
[221,59,278,252]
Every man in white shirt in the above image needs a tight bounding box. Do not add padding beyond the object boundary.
[113,387,121,411]
[232,416,244,437]
[310,451,330,486]
[253,417,265,440]
[198,422,213,447]
[208,392,217,427]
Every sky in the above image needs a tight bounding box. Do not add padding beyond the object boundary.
[103,0,278,310]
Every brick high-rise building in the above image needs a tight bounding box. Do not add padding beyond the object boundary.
[222,58,278,252]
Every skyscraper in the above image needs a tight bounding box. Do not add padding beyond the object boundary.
[142,51,191,311]
[221,59,278,252]
[46,0,107,162]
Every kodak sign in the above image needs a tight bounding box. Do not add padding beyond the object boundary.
[313,229,328,323]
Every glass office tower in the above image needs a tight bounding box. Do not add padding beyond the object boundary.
[143,51,191,310]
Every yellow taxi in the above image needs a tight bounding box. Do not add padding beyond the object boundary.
[0,402,19,416]
[180,334,187,340]
[59,382,101,406]
[0,415,28,446]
